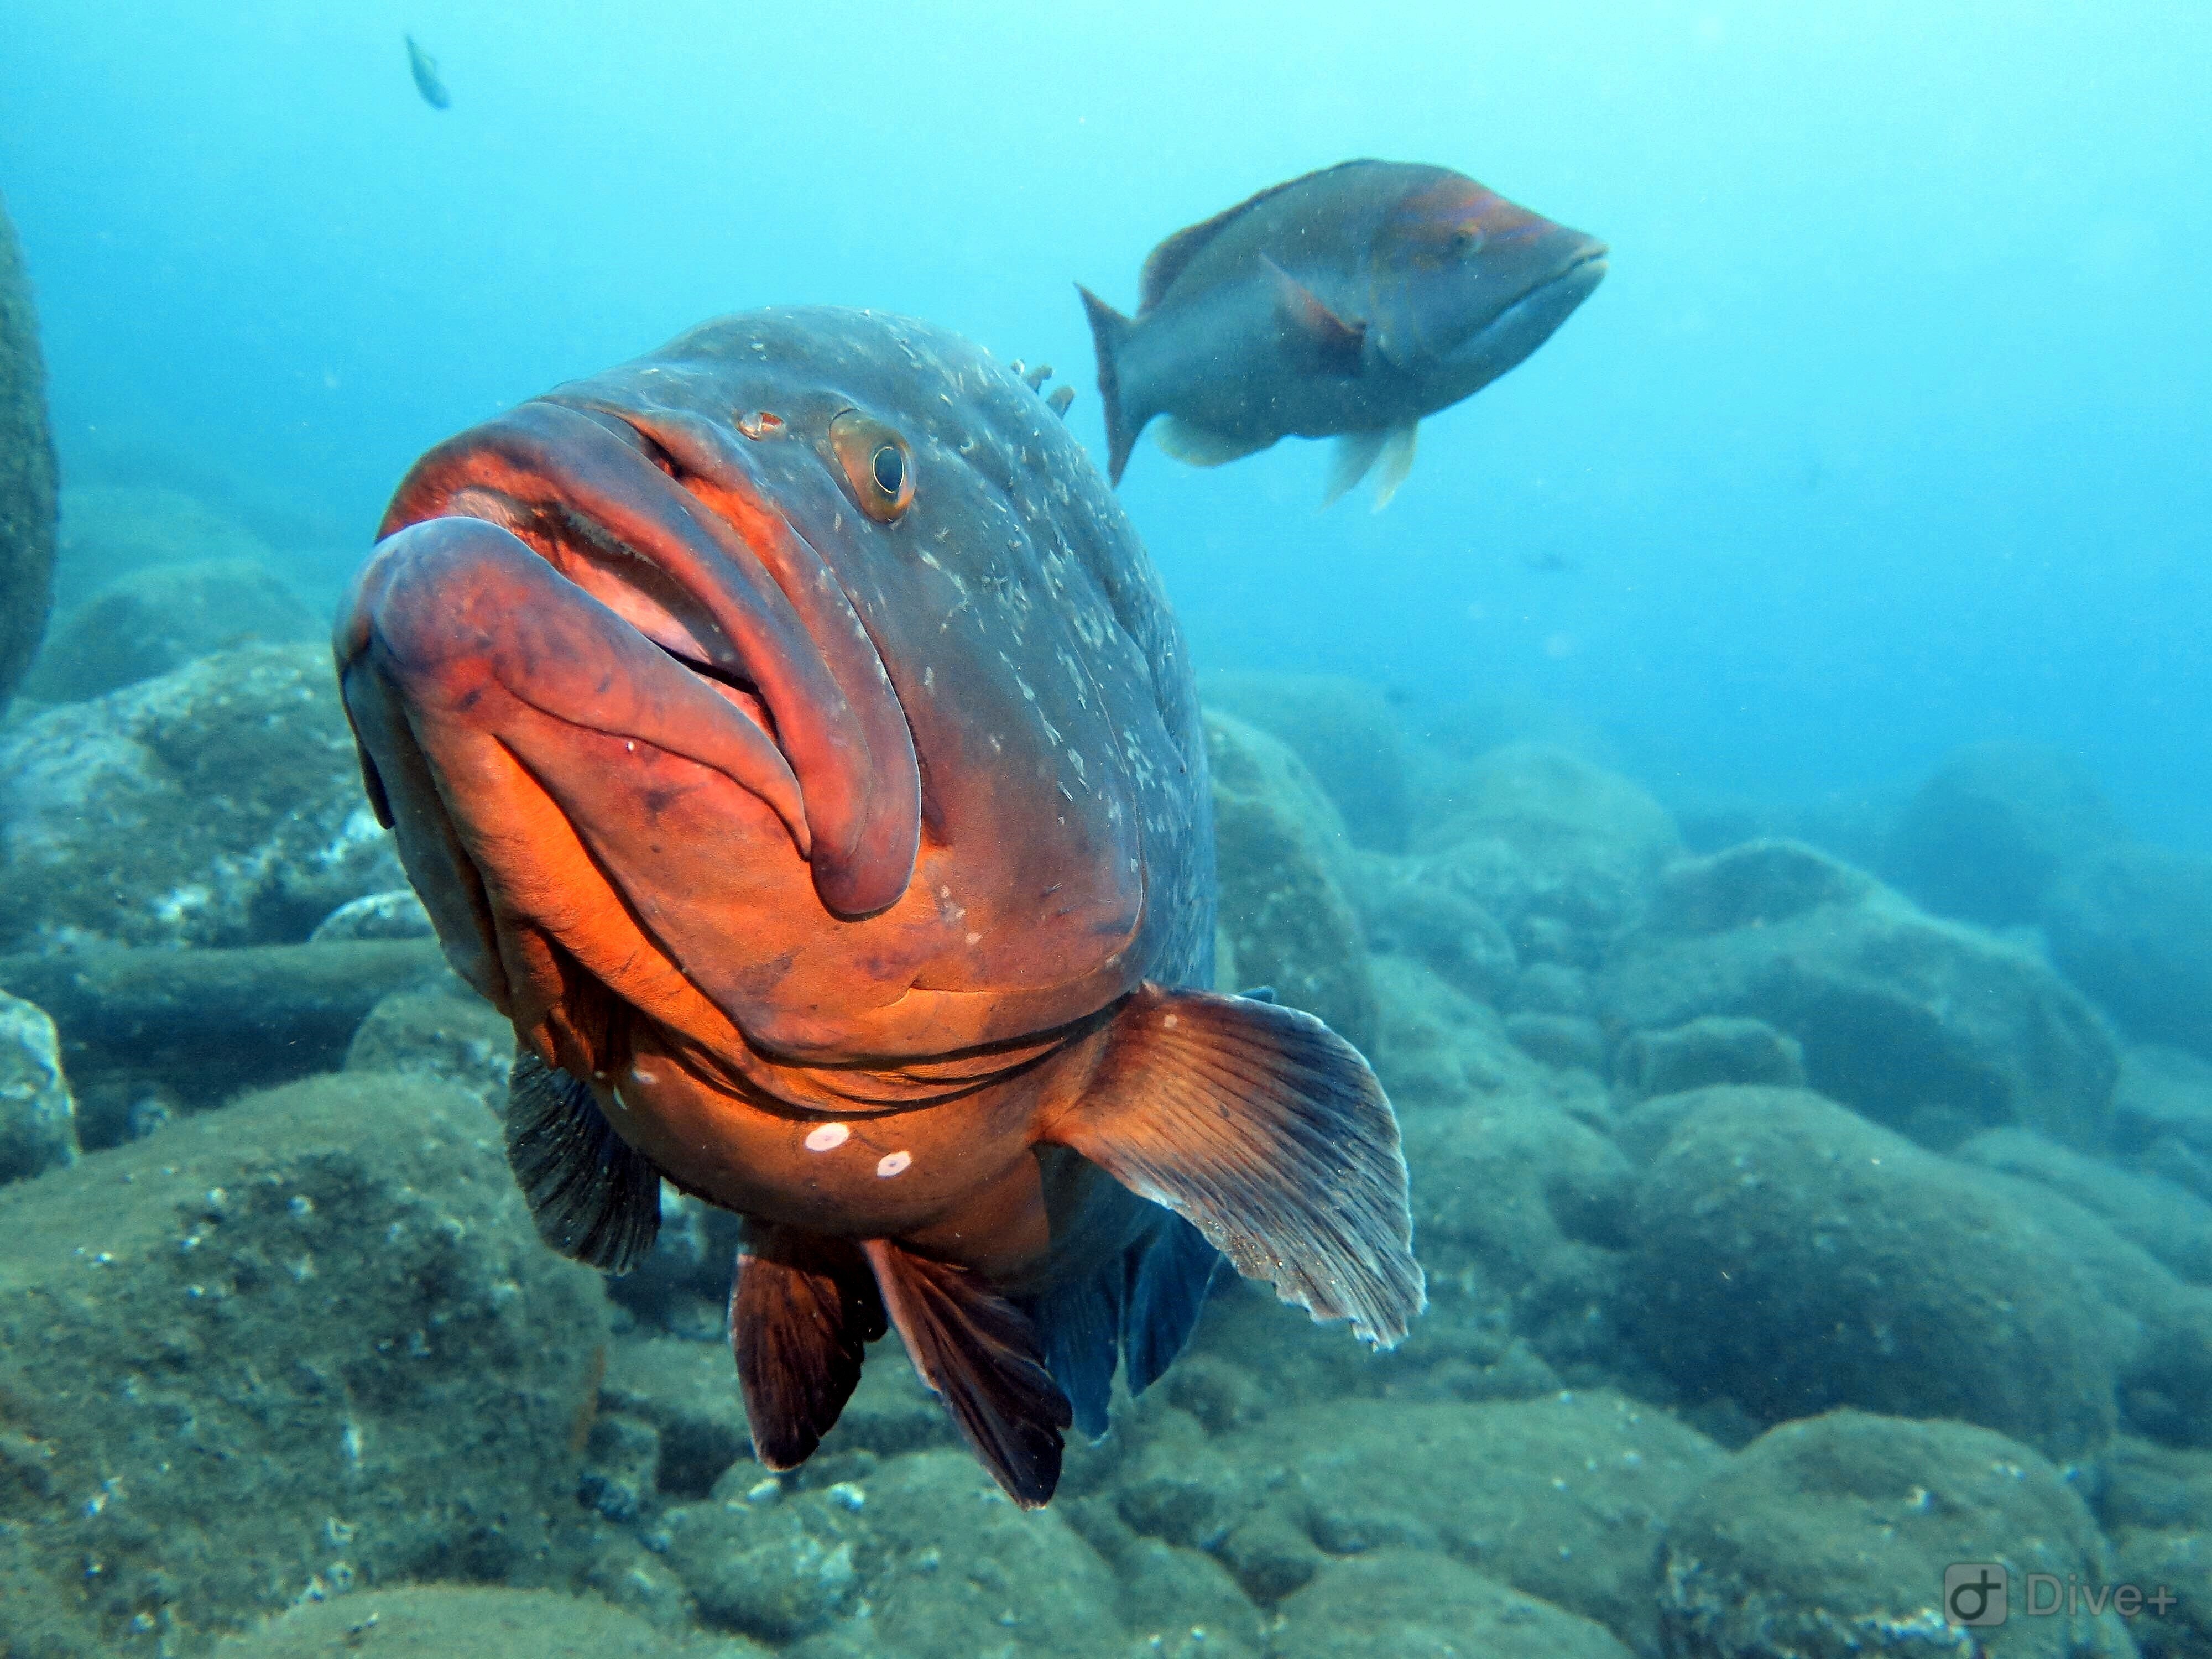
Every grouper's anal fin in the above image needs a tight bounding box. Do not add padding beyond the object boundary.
[505,1049,661,1273]
[1045,985,1426,1349]
[731,1227,886,1471]
[863,1239,1072,1508]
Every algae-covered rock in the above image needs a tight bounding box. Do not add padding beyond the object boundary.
[1887,740,2126,926]
[664,1449,1123,1656]
[213,1584,765,1657]
[0,643,404,952]
[1204,711,1376,1052]
[1957,1127,2212,1286]
[0,986,76,1181]
[1658,1411,2137,1659]
[344,974,516,1116]
[0,1071,608,1655]
[1233,1391,1720,1653]
[0,194,58,718]
[48,483,277,609]
[1616,1014,1807,1098]
[0,938,447,1141]
[1272,1549,1634,1659]
[24,558,322,703]
[309,888,433,943]
[1202,671,1411,851]
[1601,839,2119,1149]
[1623,1087,2124,1458]
[2046,844,2212,1061]
[1406,743,1680,967]
[1347,853,1518,1005]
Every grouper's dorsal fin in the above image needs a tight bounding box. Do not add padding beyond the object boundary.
[1137,160,1384,314]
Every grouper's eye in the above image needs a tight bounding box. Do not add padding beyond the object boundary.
[829,409,916,523]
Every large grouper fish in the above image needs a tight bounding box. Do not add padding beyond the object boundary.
[1079,159,1608,507]
[333,307,1424,1505]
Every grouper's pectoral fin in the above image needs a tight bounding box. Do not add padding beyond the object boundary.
[731,1227,885,1470]
[1259,254,1366,376]
[505,1050,661,1272]
[863,1239,1072,1508]
[1045,985,1426,1349]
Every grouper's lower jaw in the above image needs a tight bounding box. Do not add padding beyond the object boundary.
[1448,242,1610,393]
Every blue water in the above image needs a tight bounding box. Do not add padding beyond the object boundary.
[6,0,2209,836]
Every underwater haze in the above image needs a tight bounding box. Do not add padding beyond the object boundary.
[7,0,2208,834]
[7,4,2212,1657]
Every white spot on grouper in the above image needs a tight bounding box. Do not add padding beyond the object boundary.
[805,1124,851,1152]
[877,1151,912,1178]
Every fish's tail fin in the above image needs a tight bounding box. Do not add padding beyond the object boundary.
[1076,284,1142,486]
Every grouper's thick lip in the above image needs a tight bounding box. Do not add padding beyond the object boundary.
[1451,239,1609,371]
[371,398,924,920]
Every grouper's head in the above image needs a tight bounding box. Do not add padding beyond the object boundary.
[1366,166,1608,404]
[335,309,1208,1087]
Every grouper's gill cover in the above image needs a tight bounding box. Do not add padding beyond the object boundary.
[335,307,1422,1506]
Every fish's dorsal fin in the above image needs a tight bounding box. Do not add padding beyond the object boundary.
[1155,417,1272,468]
[731,1226,886,1471]
[1136,161,1380,314]
[505,1050,662,1272]
[1323,430,1390,508]
[1045,984,1425,1349]
[1258,255,1366,375]
[1371,420,1419,511]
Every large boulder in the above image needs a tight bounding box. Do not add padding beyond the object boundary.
[1272,1550,1633,1659]
[1406,744,1679,968]
[1202,671,1411,852]
[0,987,76,1182]
[1887,740,2125,926]
[1223,1392,1723,1653]
[1204,711,1376,1053]
[1599,839,2119,1149]
[0,1071,608,1655]
[46,483,278,609]
[25,558,322,703]
[0,643,404,952]
[1658,1411,2138,1659]
[1623,1087,2127,1458]
[0,194,58,718]
[2046,846,2212,1060]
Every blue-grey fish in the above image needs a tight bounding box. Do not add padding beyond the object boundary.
[1079,159,1608,507]
[405,35,450,111]
[332,308,1422,1505]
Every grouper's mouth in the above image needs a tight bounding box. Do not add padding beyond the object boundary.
[337,398,924,923]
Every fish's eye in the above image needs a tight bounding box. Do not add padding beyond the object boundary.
[1451,226,1485,255]
[828,409,916,523]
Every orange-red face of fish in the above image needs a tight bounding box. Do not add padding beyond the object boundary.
[334,309,1212,1102]
[1368,168,1609,380]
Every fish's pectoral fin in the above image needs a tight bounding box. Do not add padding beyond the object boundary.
[731,1225,885,1471]
[1259,254,1366,376]
[863,1239,1071,1508]
[505,1050,662,1273]
[1371,420,1419,512]
[1046,984,1426,1349]
[1323,430,1390,508]
[1155,418,1272,469]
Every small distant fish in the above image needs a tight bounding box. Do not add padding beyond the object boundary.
[1522,550,1580,575]
[405,34,450,110]
[1078,160,1607,509]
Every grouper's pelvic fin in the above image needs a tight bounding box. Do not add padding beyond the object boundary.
[863,1238,1073,1508]
[505,1050,662,1272]
[1324,421,1420,512]
[1076,284,1144,486]
[1154,418,1271,469]
[1046,984,1426,1350]
[729,1227,886,1472]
